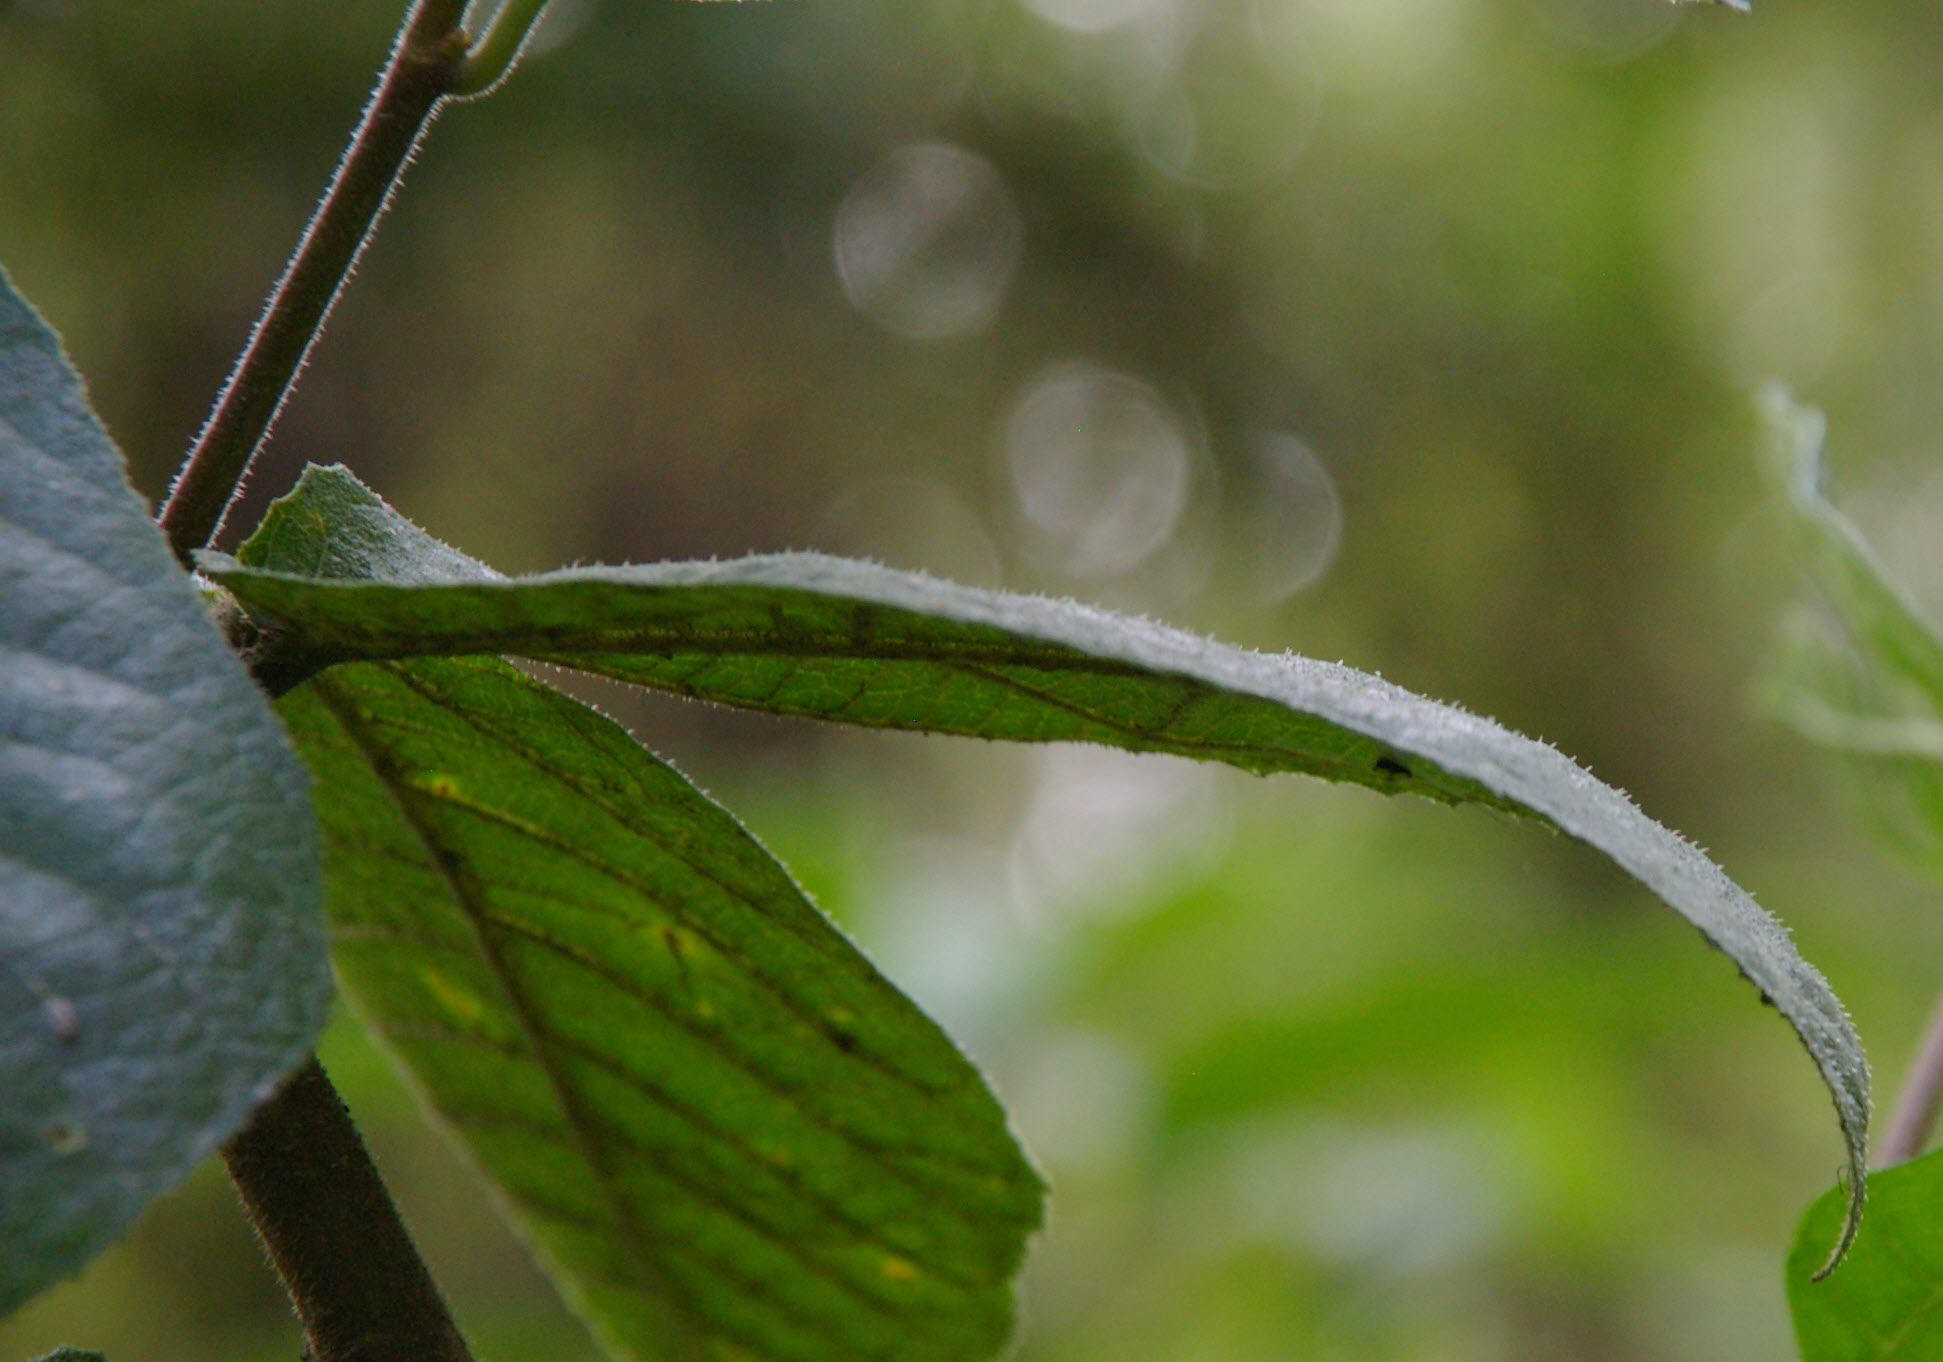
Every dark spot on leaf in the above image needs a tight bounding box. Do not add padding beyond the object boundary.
[831,1031,858,1054]
[1375,755,1411,778]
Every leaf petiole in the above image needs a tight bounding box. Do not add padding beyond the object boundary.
[456,0,556,96]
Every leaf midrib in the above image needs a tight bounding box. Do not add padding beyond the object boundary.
[310,671,712,1362]
[315,664,1007,1359]
[380,667,936,988]
[368,662,974,1104]
[556,650,1489,794]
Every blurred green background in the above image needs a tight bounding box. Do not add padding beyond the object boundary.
[6,0,1943,1357]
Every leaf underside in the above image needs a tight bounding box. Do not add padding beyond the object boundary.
[210,463,1870,1276]
[0,273,327,1313]
[233,477,1042,1362]
[1789,1147,1943,1360]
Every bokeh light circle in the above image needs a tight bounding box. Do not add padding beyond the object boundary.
[834,142,1024,339]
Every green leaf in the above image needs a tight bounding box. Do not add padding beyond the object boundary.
[210,462,1871,1273]
[235,482,1042,1361]
[1788,1148,1943,1359]
[0,273,327,1313]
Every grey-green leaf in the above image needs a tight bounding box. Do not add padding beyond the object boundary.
[208,461,1870,1272]
[0,272,327,1313]
[234,478,1042,1362]
[1788,1148,1943,1359]
[27,1349,110,1362]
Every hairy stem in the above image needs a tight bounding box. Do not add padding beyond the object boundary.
[158,0,471,565]
[1880,982,1943,1166]
[222,1058,475,1362]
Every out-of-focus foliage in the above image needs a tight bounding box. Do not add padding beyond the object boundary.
[1759,387,1943,875]
[7,0,1943,1358]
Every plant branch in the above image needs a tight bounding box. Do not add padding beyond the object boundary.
[1879,980,1943,1166]
[158,0,473,566]
[222,1057,475,1362]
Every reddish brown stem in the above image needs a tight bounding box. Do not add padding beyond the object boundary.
[222,1057,475,1362]
[157,0,470,565]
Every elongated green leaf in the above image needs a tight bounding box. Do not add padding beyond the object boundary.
[0,273,326,1313]
[234,488,1041,1362]
[1789,1148,1943,1359]
[212,464,1869,1270]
